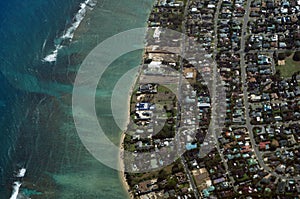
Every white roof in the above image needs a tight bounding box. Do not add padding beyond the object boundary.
[185,72,194,78]
[149,61,161,68]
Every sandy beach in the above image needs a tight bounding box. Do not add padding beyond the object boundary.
[118,71,141,199]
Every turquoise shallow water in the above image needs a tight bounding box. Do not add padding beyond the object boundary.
[0,0,154,198]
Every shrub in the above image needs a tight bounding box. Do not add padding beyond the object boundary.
[293,51,300,61]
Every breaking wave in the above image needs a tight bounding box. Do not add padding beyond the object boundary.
[43,0,97,62]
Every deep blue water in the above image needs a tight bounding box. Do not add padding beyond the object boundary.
[0,0,83,197]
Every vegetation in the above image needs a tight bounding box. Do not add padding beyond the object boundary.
[127,163,174,186]
[153,123,175,139]
[293,51,300,61]
[276,52,300,78]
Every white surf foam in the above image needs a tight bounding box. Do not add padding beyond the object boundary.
[15,168,26,178]
[43,0,97,62]
[9,168,26,199]
[9,181,21,199]
[43,45,62,62]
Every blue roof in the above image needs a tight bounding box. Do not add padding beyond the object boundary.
[207,186,215,192]
[203,189,210,197]
[186,143,197,150]
[136,103,154,111]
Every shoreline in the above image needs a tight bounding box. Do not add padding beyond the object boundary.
[119,133,133,199]
[118,133,130,198]
[118,72,139,199]
[118,2,157,198]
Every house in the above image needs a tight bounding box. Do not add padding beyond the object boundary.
[186,143,197,150]
[259,141,271,150]
[138,84,157,94]
[213,177,226,185]
[257,54,272,65]
[192,168,212,191]
[135,179,158,195]
[277,181,286,193]
[183,67,197,82]
[136,103,155,111]
[250,94,262,102]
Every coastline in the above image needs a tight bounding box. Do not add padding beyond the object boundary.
[118,2,156,198]
[119,134,133,199]
[118,27,153,198]
[118,72,139,199]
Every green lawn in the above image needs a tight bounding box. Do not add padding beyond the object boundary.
[276,54,300,78]
[236,174,250,182]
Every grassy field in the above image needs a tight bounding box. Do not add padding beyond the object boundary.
[276,54,300,78]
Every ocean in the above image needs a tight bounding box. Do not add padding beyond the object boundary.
[0,0,153,198]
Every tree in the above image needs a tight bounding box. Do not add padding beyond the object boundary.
[157,169,168,182]
[270,139,279,151]
[172,163,183,174]
[293,51,300,61]
[278,53,286,60]
[285,50,293,57]
[273,70,282,82]
[165,178,177,190]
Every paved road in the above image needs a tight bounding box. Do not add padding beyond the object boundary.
[181,156,201,198]
[210,0,238,190]
[176,0,201,198]
[248,48,300,53]
[240,0,269,176]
